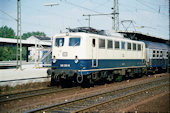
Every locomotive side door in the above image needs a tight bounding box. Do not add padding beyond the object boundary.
[92,38,98,67]
[162,50,167,69]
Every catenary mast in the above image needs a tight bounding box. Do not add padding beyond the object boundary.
[16,0,22,70]
[112,0,119,31]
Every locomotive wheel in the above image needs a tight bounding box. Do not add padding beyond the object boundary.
[50,77,56,86]
[89,79,94,87]
[60,79,71,88]
[81,79,94,88]
[50,76,59,86]
[50,73,58,86]
[76,74,83,84]
[107,74,114,82]
[81,75,94,88]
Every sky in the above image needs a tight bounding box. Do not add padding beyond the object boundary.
[0,0,169,40]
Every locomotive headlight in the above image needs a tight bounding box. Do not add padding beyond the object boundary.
[52,56,56,63]
[74,56,78,64]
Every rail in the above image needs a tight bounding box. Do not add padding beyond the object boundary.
[25,77,169,113]
[0,86,80,103]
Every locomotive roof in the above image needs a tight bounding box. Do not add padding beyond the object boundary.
[54,31,146,44]
[66,27,124,38]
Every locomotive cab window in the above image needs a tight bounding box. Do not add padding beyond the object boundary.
[107,40,113,49]
[56,38,64,47]
[99,39,105,49]
[69,37,81,46]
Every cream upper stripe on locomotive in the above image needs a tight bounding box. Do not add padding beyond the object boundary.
[52,32,145,60]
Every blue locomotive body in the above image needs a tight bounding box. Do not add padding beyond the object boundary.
[52,59,145,75]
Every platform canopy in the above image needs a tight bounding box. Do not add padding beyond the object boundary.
[118,31,169,45]
[0,37,51,47]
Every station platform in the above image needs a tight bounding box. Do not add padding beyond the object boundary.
[0,61,50,87]
[0,61,17,69]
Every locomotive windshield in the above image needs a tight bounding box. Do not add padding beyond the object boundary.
[69,37,81,46]
[56,38,64,47]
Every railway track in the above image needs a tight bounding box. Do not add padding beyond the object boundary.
[26,77,169,113]
[0,86,80,103]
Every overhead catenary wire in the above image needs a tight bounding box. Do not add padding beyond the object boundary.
[136,0,168,17]
[63,1,103,14]
[89,0,112,11]
[136,0,160,12]
[0,9,17,21]
[62,0,113,19]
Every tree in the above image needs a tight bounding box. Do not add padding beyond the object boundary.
[0,26,16,61]
[0,26,15,38]
[0,26,17,61]
[0,26,47,61]
[0,46,17,61]
[22,31,46,39]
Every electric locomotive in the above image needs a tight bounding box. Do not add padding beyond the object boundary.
[50,27,149,86]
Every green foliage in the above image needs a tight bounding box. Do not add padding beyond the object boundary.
[0,46,16,61]
[0,46,27,61]
[0,26,16,61]
[0,26,15,38]
[22,31,46,39]
[22,47,26,60]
